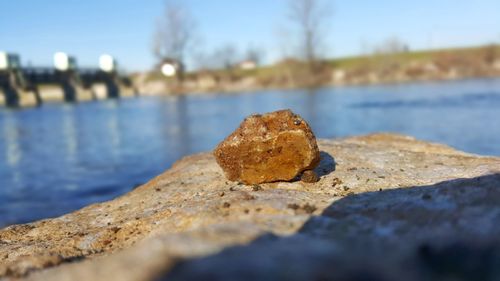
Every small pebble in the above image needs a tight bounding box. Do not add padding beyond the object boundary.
[301,170,319,183]
[252,185,262,191]
[332,178,343,187]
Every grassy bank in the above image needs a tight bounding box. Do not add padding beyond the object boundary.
[135,44,500,95]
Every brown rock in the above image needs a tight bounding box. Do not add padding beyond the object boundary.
[213,109,320,184]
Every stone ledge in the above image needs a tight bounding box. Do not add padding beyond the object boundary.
[1,133,499,280]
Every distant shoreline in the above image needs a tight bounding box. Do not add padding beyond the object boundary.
[134,45,500,96]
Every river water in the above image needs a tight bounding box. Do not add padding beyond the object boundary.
[1,78,500,227]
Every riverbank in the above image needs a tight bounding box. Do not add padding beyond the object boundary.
[134,45,500,95]
[1,133,499,280]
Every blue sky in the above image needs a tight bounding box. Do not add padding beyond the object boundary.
[1,0,499,71]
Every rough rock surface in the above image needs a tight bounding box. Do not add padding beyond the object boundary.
[214,109,320,184]
[1,133,500,281]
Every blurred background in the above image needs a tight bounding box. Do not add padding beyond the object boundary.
[1,0,500,227]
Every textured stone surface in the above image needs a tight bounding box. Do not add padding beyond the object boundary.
[214,109,320,184]
[0,133,499,280]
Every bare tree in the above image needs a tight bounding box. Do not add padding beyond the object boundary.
[275,25,293,60]
[245,46,265,65]
[198,44,240,71]
[373,37,409,55]
[484,44,497,65]
[153,0,196,78]
[216,45,239,70]
[287,0,331,67]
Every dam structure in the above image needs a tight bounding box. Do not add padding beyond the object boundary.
[0,52,136,108]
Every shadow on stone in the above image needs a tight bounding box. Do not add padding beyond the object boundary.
[314,151,336,178]
[159,173,500,281]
